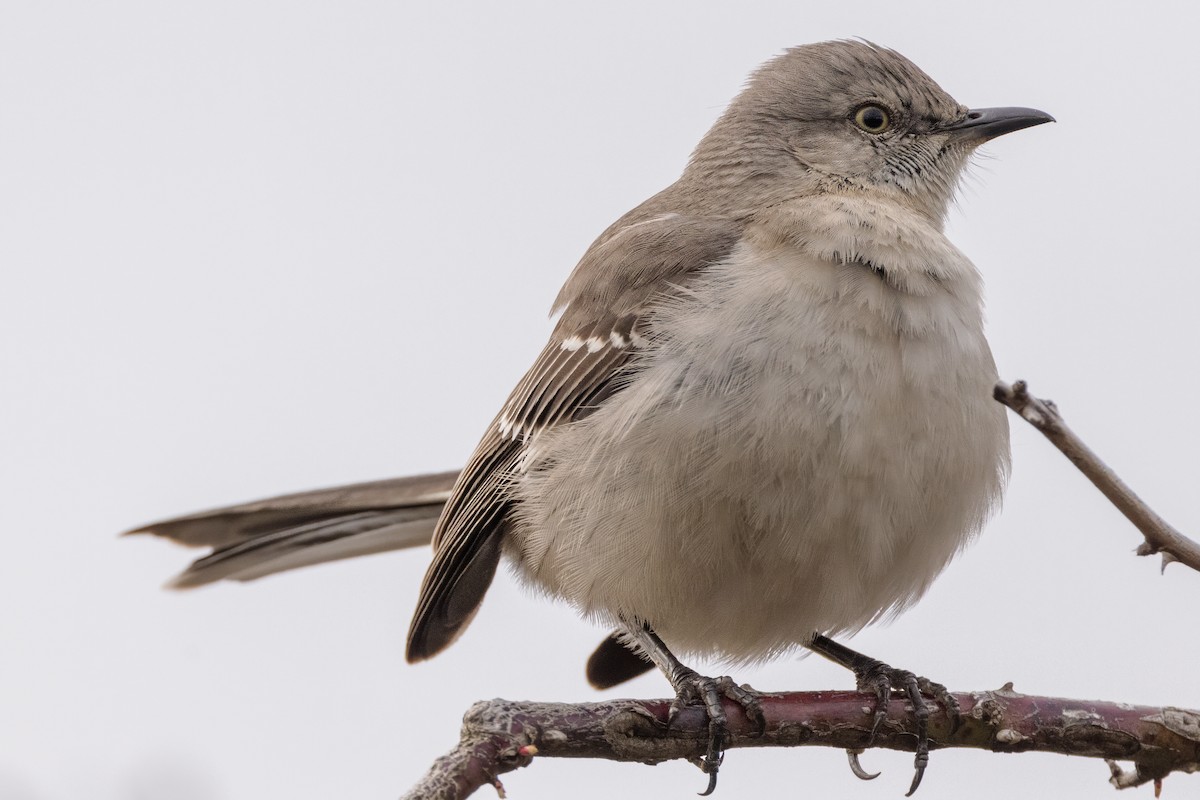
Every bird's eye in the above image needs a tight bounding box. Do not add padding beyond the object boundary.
[853,105,891,134]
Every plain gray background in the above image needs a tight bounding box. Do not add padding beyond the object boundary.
[3,2,1198,798]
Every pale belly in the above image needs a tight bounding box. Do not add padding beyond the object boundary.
[508,247,1010,663]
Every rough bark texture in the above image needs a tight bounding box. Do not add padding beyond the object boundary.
[402,687,1200,799]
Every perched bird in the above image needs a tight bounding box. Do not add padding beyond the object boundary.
[131,40,1052,794]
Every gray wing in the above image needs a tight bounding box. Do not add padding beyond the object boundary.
[405,213,743,661]
[127,471,458,587]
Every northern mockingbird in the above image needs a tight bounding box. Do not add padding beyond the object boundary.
[132,40,1052,793]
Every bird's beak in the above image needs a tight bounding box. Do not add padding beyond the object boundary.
[943,106,1055,142]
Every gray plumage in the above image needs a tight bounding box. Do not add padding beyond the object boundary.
[129,472,454,587]
[133,40,1051,681]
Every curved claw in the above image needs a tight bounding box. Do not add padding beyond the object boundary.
[807,636,947,797]
[702,722,726,786]
[906,759,926,796]
[665,671,763,796]
[846,749,881,781]
[901,672,930,795]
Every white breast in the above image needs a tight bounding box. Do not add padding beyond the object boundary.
[509,197,1010,664]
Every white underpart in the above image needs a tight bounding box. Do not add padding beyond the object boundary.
[507,194,1010,664]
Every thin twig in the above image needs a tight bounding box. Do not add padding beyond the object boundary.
[994,379,1200,574]
[402,686,1200,799]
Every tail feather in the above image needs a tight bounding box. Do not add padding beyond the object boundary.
[586,631,655,689]
[127,470,459,587]
[132,469,658,690]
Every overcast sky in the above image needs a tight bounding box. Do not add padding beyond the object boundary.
[3,2,1199,799]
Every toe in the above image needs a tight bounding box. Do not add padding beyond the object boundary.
[715,677,766,735]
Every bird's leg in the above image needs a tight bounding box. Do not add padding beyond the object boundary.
[624,621,766,796]
[808,633,958,796]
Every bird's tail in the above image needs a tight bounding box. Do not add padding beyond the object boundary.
[125,470,459,588]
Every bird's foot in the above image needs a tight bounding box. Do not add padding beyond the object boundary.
[808,634,957,796]
[624,621,766,795]
[666,667,766,796]
[851,657,957,795]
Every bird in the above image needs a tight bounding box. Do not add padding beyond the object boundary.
[129,40,1053,794]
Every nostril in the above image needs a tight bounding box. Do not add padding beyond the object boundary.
[967,111,983,120]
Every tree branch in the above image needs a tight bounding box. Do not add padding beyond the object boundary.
[994,379,1200,574]
[404,380,1200,798]
[403,687,1200,799]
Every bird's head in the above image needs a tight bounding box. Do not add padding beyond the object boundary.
[686,40,1053,226]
